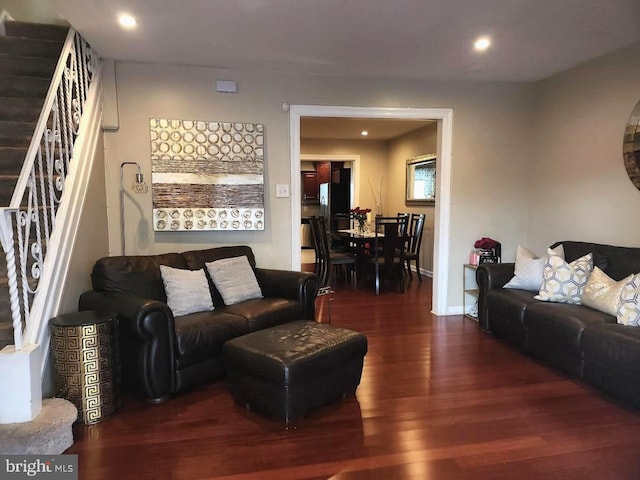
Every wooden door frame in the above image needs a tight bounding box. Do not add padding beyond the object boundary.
[289,105,453,316]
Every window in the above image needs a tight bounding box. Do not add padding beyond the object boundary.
[406,154,436,205]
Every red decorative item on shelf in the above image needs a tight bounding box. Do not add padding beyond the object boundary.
[473,237,501,264]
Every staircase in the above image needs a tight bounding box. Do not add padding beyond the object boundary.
[0,21,67,349]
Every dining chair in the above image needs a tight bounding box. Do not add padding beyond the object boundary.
[309,216,357,322]
[369,215,409,294]
[309,215,333,322]
[309,216,357,287]
[396,212,410,237]
[404,213,426,281]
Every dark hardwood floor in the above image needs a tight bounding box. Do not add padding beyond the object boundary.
[67,272,640,479]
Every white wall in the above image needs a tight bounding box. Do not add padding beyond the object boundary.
[528,43,640,252]
[59,134,109,313]
[105,61,534,311]
[0,0,67,24]
[388,124,438,274]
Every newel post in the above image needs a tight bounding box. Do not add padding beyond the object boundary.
[0,208,42,423]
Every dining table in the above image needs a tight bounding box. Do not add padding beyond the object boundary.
[336,228,382,254]
[336,228,411,293]
[335,229,383,288]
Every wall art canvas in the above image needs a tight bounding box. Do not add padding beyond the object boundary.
[150,118,264,231]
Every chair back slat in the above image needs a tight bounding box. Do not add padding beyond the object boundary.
[408,213,426,254]
[371,215,409,293]
[309,216,331,286]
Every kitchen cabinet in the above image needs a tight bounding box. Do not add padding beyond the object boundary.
[316,162,330,185]
[302,172,318,203]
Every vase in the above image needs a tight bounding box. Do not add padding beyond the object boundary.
[357,220,367,233]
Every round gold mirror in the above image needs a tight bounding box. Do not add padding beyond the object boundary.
[623,99,640,189]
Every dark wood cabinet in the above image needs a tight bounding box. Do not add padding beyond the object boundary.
[316,162,331,185]
[302,172,318,203]
[302,162,346,205]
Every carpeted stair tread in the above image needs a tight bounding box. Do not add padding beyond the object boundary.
[0,75,49,99]
[0,53,58,78]
[0,398,77,454]
[4,21,69,42]
[0,322,12,349]
[0,97,44,123]
[0,176,64,205]
[0,36,64,59]
[0,21,66,352]
[0,147,27,175]
[0,121,34,148]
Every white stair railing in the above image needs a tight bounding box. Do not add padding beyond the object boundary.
[0,29,100,351]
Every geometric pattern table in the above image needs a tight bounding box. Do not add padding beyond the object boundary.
[49,311,119,424]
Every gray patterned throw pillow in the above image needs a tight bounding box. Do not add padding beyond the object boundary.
[206,256,263,305]
[534,249,593,304]
[159,265,214,316]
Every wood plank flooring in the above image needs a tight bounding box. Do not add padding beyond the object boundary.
[67,274,640,479]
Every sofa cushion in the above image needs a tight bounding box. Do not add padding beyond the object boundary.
[534,251,593,304]
[159,266,214,316]
[524,302,615,354]
[581,323,640,376]
[206,256,263,305]
[221,297,304,331]
[552,241,640,280]
[487,288,538,325]
[91,253,187,302]
[174,311,251,369]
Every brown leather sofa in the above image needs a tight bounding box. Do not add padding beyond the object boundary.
[477,241,640,408]
[78,246,319,403]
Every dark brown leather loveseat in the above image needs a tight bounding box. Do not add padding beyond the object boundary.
[79,246,319,403]
[477,241,640,407]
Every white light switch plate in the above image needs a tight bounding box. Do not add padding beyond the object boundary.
[275,184,290,198]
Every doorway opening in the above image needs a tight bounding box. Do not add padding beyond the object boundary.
[289,105,453,315]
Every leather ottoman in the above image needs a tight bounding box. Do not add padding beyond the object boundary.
[222,320,367,423]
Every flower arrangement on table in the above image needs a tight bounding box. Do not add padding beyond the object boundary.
[350,207,371,233]
[473,237,501,264]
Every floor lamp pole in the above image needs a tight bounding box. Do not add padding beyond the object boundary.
[120,162,148,255]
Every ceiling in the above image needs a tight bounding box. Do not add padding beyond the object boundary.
[48,0,640,83]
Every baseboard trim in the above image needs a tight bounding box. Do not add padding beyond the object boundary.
[407,265,433,278]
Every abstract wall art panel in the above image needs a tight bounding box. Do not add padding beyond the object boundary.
[150,118,265,231]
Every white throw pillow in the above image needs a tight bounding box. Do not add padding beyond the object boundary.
[617,273,640,326]
[534,249,593,304]
[159,265,214,317]
[504,244,564,291]
[205,256,263,305]
[581,267,632,317]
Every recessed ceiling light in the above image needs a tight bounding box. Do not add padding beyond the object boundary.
[118,13,137,29]
[361,130,368,136]
[474,36,491,52]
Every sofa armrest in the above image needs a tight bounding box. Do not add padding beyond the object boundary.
[476,263,515,332]
[254,268,320,320]
[78,290,176,402]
